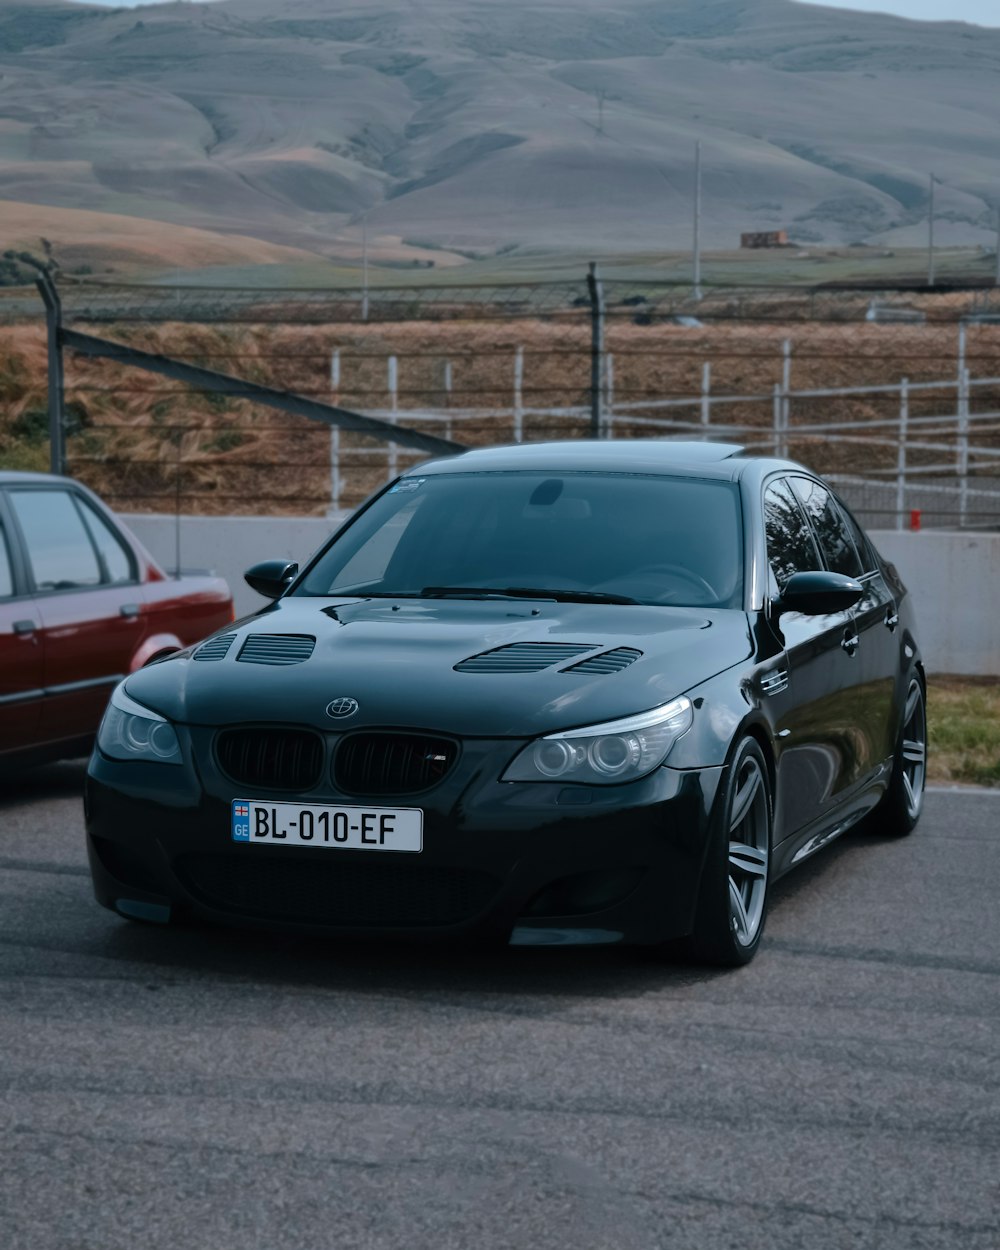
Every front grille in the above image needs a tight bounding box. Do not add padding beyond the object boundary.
[193,633,236,661]
[565,647,643,674]
[334,732,458,796]
[455,642,597,673]
[177,855,499,929]
[216,728,324,791]
[236,634,316,666]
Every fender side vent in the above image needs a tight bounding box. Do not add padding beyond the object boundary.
[193,633,236,661]
[564,647,643,675]
[455,642,597,673]
[237,634,316,666]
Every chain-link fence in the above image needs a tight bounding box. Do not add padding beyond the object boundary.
[4,273,1000,529]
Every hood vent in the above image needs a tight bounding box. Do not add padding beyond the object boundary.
[564,647,643,675]
[236,634,316,666]
[455,642,597,674]
[193,633,237,662]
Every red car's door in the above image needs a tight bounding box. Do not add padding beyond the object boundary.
[0,507,45,756]
[7,486,147,743]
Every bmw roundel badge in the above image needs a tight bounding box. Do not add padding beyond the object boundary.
[326,696,360,719]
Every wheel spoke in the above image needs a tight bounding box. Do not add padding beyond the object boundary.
[902,739,925,764]
[729,841,768,879]
[902,770,916,811]
[728,877,750,943]
[904,685,921,724]
[729,765,762,833]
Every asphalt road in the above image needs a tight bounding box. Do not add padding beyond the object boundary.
[1,764,998,1250]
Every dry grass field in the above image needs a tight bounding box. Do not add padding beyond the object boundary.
[3,308,999,513]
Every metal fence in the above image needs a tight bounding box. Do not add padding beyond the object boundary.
[5,272,1000,529]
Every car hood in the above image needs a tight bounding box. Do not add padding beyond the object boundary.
[125,596,753,738]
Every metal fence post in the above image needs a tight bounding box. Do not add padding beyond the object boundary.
[958,366,970,528]
[772,383,782,455]
[701,362,712,433]
[780,339,792,458]
[604,352,615,439]
[896,379,909,530]
[586,262,605,439]
[329,349,341,515]
[957,322,969,528]
[513,345,524,443]
[387,356,399,480]
[36,272,66,475]
[957,320,966,385]
[443,359,453,442]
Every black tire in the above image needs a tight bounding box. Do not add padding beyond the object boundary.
[683,737,772,967]
[867,673,927,838]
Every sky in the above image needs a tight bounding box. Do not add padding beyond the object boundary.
[78,0,1000,20]
[797,0,999,22]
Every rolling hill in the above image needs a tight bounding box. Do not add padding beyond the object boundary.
[2,0,1000,267]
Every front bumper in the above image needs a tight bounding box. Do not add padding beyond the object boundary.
[84,732,725,946]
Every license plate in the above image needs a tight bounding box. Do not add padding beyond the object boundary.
[231,799,422,853]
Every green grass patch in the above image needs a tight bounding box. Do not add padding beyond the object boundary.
[927,678,1000,788]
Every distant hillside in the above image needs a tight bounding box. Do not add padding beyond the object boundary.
[1,0,999,264]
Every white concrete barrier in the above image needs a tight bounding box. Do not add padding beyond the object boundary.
[870,531,999,677]
[120,513,999,676]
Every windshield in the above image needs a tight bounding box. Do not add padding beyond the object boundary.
[297,471,744,609]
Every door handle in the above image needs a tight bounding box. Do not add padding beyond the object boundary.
[12,619,37,636]
[884,608,899,633]
[119,603,141,620]
[841,632,860,656]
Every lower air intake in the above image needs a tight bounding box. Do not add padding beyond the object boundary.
[177,856,499,929]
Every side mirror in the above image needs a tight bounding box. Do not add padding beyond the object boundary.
[774,571,863,616]
[244,560,298,600]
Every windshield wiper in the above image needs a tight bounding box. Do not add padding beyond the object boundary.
[420,585,639,605]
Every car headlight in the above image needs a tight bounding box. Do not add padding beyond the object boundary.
[97,684,183,766]
[502,697,693,786]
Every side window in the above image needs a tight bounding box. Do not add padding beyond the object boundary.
[764,479,822,591]
[833,495,877,574]
[790,477,864,579]
[78,499,135,584]
[0,522,13,598]
[9,490,102,591]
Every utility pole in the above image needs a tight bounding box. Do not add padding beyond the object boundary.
[595,88,606,135]
[693,140,703,301]
[927,173,936,288]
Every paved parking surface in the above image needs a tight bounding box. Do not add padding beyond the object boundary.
[1,764,998,1250]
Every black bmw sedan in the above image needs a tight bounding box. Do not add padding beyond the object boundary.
[85,441,926,965]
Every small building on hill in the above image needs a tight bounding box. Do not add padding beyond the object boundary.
[740,230,789,249]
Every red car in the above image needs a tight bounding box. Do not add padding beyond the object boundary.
[0,471,233,772]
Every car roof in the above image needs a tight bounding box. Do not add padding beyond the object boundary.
[416,439,747,477]
[0,470,69,486]
[411,440,794,482]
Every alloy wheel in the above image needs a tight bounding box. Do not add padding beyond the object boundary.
[728,754,770,947]
[900,679,927,822]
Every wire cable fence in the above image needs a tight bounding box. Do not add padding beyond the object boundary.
[3,274,999,528]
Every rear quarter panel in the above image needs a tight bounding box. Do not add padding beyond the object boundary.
[136,576,233,664]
